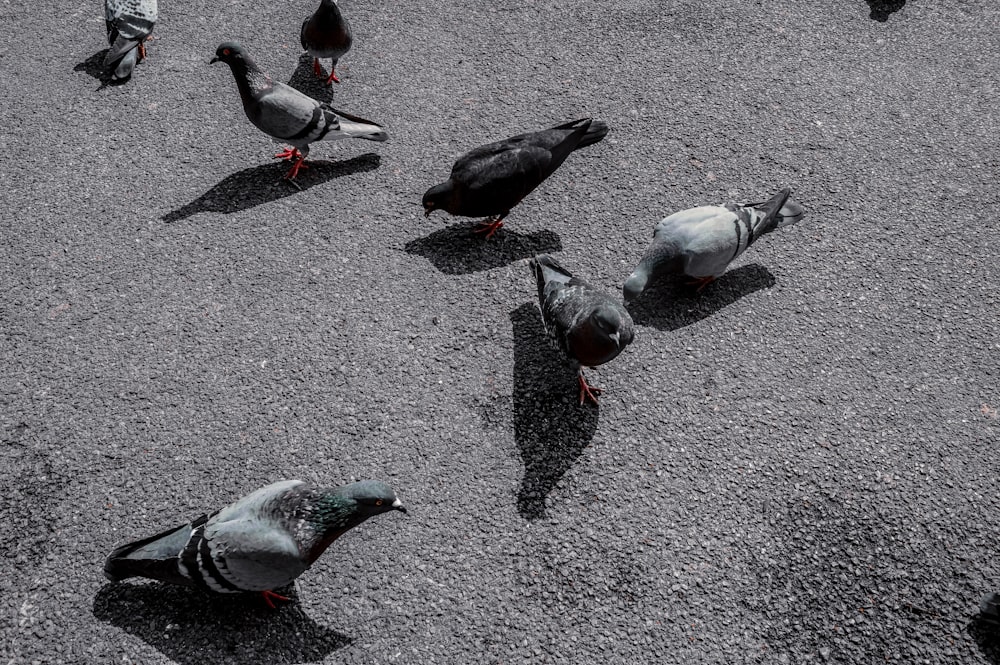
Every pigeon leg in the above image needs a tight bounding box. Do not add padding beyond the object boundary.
[260,589,290,609]
[312,58,322,77]
[473,215,506,240]
[577,370,603,406]
[137,41,147,62]
[274,147,303,162]
[324,68,341,85]
[686,275,716,292]
[284,155,310,180]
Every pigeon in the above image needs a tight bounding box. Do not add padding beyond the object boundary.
[210,42,388,180]
[623,188,805,300]
[104,0,157,81]
[104,479,405,607]
[422,118,609,239]
[300,0,353,85]
[982,592,1000,636]
[531,254,634,405]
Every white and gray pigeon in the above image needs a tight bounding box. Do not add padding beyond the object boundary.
[531,254,634,405]
[210,42,388,180]
[104,479,405,607]
[623,188,805,300]
[104,0,157,81]
[300,0,353,85]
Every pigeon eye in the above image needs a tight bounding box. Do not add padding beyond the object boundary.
[222,48,231,56]
[374,499,383,506]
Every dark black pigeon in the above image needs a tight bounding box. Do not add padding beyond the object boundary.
[300,0,353,85]
[104,0,157,81]
[982,592,1000,636]
[423,118,609,239]
[623,188,805,300]
[104,479,405,607]
[211,42,387,180]
[531,254,634,405]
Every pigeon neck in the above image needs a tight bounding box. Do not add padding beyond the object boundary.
[229,57,272,103]
[302,493,366,564]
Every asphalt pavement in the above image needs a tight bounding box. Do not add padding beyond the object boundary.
[2,0,999,663]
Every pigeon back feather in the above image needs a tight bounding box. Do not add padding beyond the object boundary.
[103,520,197,585]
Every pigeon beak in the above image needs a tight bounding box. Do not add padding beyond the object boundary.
[609,331,621,347]
[391,498,407,513]
[423,208,432,218]
[209,56,220,64]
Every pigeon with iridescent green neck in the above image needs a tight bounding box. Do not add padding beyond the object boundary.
[104,479,405,606]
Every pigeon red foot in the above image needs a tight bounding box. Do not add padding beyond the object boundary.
[324,69,340,85]
[577,373,602,406]
[261,590,290,609]
[274,147,303,162]
[687,275,716,292]
[284,156,309,180]
[473,217,505,240]
[312,58,322,76]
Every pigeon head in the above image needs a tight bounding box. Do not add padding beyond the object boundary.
[336,480,406,516]
[623,239,682,301]
[622,268,649,302]
[422,182,455,217]
[590,305,633,350]
[210,42,250,66]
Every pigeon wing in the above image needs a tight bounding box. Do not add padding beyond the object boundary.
[203,517,308,592]
[246,83,328,141]
[452,144,551,207]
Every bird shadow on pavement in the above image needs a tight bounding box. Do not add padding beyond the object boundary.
[865,0,905,21]
[510,302,598,520]
[287,53,334,102]
[92,582,352,665]
[625,263,775,332]
[73,50,121,88]
[404,224,562,275]
[162,153,381,223]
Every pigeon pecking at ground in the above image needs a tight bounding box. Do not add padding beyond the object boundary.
[104,0,157,81]
[301,0,353,85]
[422,118,609,239]
[531,254,634,405]
[104,479,405,607]
[623,188,805,300]
[210,42,388,180]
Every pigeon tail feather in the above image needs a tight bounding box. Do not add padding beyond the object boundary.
[746,188,804,234]
[531,254,572,303]
[981,593,1000,634]
[574,119,610,150]
[111,47,138,80]
[103,521,194,584]
[548,118,609,150]
[324,107,388,142]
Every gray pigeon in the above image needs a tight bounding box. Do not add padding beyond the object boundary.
[300,0,353,85]
[623,188,805,300]
[531,254,634,405]
[104,0,157,81]
[104,479,405,606]
[210,42,387,180]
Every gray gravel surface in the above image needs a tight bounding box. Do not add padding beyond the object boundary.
[2,0,999,663]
